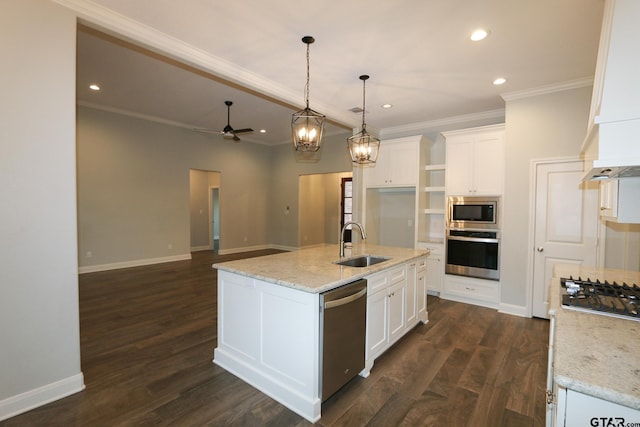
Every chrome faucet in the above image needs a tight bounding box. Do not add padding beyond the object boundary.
[340,221,367,257]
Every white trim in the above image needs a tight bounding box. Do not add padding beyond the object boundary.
[191,245,212,252]
[501,77,593,101]
[380,109,505,138]
[78,253,192,274]
[498,303,529,318]
[269,244,298,252]
[54,0,359,130]
[0,374,85,422]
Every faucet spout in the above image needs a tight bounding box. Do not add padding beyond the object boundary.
[340,221,367,257]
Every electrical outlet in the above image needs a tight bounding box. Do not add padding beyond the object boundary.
[244,236,248,242]
[86,251,92,258]
[167,243,173,250]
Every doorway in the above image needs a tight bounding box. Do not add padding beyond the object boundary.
[210,187,220,253]
[530,159,600,318]
[189,169,221,252]
[298,172,352,247]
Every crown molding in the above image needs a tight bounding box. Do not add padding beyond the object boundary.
[501,77,593,101]
[54,0,360,129]
[379,109,505,138]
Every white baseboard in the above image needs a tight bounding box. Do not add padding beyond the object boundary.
[498,302,529,317]
[0,373,85,422]
[79,253,192,274]
[217,244,296,255]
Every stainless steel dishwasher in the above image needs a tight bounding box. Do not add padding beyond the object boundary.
[320,278,367,401]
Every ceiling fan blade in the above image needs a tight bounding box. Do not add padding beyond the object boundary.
[232,134,241,142]
[233,128,253,134]
[193,128,222,135]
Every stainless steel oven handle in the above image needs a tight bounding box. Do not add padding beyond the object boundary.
[447,236,500,244]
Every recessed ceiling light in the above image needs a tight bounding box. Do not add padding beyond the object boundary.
[260,129,266,133]
[89,84,100,91]
[470,29,489,41]
[493,77,506,85]
[381,104,393,109]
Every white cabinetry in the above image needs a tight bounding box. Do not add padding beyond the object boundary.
[363,137,421,187]
[599,178,640,223]
[364,257,428,375]
[423,243,443,294]
[443,124,505,196]
[418,135,446,246]
[442,274,499,309]
[361,135,435,249]
[553,386,640,427]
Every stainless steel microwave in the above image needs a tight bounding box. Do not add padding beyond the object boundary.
[447,196,500,230]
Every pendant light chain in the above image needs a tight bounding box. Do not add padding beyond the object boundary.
[305,41,310,109]
[361,77,367,131]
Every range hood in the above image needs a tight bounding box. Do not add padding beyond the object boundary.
[580,0,640,181]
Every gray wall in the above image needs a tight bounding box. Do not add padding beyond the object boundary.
[77,106,272,268]
[268,133,353,249]
[501,86,593,308]
[0,0,82,412]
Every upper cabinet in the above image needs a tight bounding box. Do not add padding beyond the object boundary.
[443,124,505,196]
[363,136,424,187]
[582,0,640,176]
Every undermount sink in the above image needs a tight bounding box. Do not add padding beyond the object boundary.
[334,255,390,268]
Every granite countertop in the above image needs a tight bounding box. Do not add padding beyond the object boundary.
[551,264,640,410]
[213,243,429,294]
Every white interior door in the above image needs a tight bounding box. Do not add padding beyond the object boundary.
[531,160,599,318]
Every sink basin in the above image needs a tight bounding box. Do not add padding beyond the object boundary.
[334,255,390,268]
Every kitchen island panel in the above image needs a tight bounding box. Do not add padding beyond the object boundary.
[214,270,321,423]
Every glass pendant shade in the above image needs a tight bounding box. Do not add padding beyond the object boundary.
[292,107,325,152]
[348,74,380,165]
[348,129,380,164]
[292,36,325,152]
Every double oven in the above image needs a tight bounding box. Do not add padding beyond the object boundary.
[446,196,500,281]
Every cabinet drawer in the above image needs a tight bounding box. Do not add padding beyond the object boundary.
[416,257,427,272]
[389,265,406,284]
[443,276,498,302]
[367,271,389,294]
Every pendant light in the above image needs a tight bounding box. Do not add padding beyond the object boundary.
[291,36,326,152]
[348,75,380,165]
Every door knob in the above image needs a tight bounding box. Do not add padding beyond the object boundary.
[537,247,544,252]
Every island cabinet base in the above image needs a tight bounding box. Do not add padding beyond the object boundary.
[213,271,321,423]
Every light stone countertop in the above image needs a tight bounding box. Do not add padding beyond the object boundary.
[213,243,429,294]
[551,264,640,410]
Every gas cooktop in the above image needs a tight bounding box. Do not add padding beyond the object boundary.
[560,276,640,322]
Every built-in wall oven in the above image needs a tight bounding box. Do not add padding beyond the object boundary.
[446,196,501,281]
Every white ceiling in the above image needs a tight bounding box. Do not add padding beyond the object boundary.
[74,0,605,146]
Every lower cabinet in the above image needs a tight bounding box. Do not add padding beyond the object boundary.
[424,244,443,294]
[363,257,427,376]
[553,386,640,427]
[442,274,499,309]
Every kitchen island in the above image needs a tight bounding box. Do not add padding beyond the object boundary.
[548,264,640,426]
[212,244,429,422]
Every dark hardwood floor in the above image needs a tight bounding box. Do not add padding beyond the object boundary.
[2,250,549,426]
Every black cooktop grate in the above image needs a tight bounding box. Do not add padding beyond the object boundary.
[560,276,640,320]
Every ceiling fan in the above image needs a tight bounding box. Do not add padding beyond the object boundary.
[195,100,253,142]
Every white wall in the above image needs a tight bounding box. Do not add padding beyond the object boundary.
[0,0,83,420]
[502,86,593,308]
